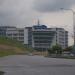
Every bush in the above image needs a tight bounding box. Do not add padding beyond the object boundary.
[48,44,63,55]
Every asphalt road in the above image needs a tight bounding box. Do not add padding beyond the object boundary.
[0,55,75,75]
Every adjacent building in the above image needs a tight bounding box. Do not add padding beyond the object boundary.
[0,26,24,44]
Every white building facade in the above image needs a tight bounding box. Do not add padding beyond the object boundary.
[24,25,68,50]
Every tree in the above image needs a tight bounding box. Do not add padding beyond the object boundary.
[48,48,55,55]
[48,44,63,56]
[52,44,63,55]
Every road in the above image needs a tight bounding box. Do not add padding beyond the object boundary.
[0,55,75,75]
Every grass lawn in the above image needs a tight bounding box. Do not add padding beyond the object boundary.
[0,37,32,57]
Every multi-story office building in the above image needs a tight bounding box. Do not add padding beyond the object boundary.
[24,24,68,50]
[0,26,24,44]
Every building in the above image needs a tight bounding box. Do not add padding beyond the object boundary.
[24,27,32,47]
[17,28,24,43]
[0,24,68,50]
[0,26,24,44]
[24,22,68,50]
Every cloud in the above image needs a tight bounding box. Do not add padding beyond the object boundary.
[0,0,39,27]
[0,0,75,28]
[33,0,75,12]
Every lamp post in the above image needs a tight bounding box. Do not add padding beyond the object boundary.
[61,8,75,55]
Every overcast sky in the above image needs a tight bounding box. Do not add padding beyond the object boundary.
[0,0,75,45]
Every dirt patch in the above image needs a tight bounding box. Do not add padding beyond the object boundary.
[0,44,25,54]
[0,44,14,50]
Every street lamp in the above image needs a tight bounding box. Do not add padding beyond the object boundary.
[60,8,75,55]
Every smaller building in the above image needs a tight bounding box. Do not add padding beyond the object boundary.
[0,26,24,44]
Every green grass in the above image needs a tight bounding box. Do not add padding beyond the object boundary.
[0,37,32,57]
[0,50,15,57]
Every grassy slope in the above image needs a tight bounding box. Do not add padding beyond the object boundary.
[0,37,30,57]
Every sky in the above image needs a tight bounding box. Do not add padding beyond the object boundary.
[0,0,75,45]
